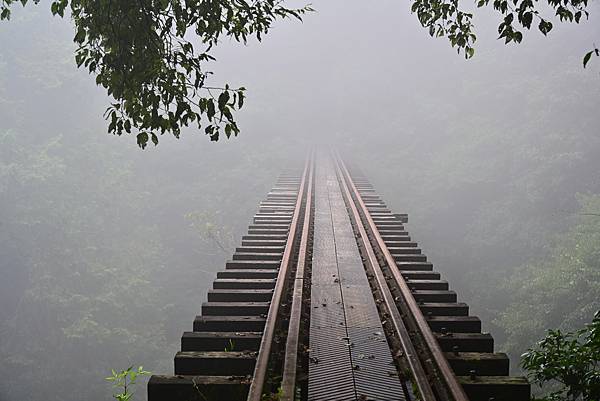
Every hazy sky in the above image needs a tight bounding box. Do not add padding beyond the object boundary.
[203,0,600,148]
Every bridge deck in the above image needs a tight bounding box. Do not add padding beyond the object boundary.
[147,152,530,401]
[309,154,405,401]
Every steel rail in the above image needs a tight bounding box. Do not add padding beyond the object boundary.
[335,152,470,401]
[246,155,311,401]
[332,153,437,401]
[280,152,314,401]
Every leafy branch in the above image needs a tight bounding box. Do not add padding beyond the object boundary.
[409,0,597,65]
[583,45,599,68]
[106,366,151,401]
[186,211,235,254]
[411,0,477,59]
[0,0,312,148]
[521,311,600,401]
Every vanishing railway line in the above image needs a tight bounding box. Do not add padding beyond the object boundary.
[148,152,530,401]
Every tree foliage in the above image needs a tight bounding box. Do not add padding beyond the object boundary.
[0,126,292,401]
[522,312,600,401]
[410,0,598,63]
[0,0,597,147]
[0,0,311,147]
[496,194,600,363]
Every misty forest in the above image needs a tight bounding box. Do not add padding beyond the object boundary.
[0,1,599,401]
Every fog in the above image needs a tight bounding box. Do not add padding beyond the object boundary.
[1,1,599,400]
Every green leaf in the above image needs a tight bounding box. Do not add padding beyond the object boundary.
[74,28,86,44]
[207,100,216,121]
[222,106,233,121]
[538,19,553,35]
[218,90,230,111]
[137,132,149,149]
[583,50,593,68]
[238,91,245,108]
[522,12,533,29]
[513,31,523,43]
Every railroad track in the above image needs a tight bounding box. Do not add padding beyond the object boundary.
[148,152,530,401]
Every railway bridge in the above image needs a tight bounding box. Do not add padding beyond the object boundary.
[148,151,530,401]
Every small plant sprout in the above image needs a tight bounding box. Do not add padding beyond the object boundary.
[224,339,236,352]
[106,366,151,401]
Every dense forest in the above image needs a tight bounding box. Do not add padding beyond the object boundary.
[1,1,599,400]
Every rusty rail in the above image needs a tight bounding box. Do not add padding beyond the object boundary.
[280,151,314,400]
[246,154,312,401]
[332,153,438,401]
[334,152,470,401]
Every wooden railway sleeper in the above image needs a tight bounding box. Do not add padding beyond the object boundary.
[148,173,305,401]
